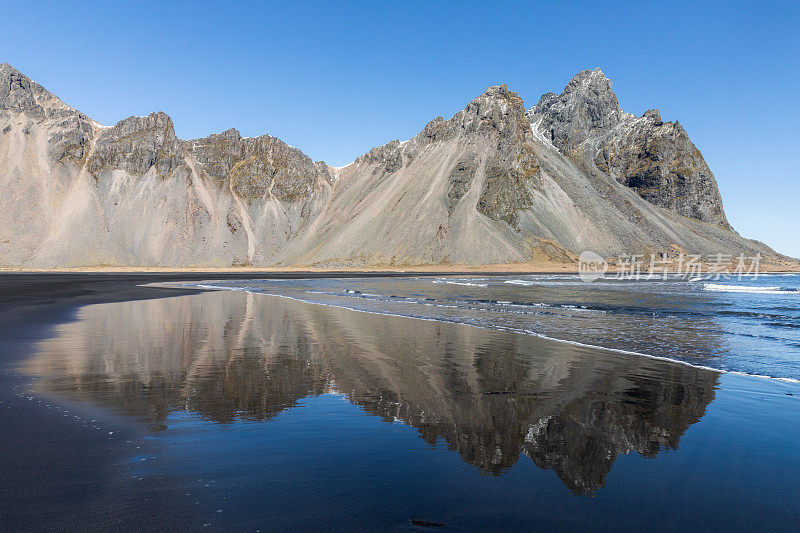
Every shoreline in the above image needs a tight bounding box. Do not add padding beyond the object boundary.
[0,271,485,316]
[0,264,578,274]
[3,271,798,374]
[2,272,799,530]
[2,270,798,409]
[168,280,800,385]
[2,261,798,275]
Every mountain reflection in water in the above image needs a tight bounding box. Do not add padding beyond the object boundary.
[25,289,718,495]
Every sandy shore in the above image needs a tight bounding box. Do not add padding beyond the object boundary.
[2,262,799,274]
[1,271,798,530]
[0,271,462,316]
[0,263,575,274]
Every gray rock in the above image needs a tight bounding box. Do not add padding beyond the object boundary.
[594,115,730,228]
[0,62,46,115]
[529,69,730,228]
[89,112,183,175]
[528,69,623,152]
[188,129,332,201]
[48,114,94,162]
[1,63,94,164]
[642,109,662,123]
[446,156,477,212]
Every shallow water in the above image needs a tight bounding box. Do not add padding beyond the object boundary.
[193,274,800,381]
[16,286,800,530]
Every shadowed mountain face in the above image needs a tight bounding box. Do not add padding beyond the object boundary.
[529,69,729,228]
[25,290,718,494]
[0,62,794,268]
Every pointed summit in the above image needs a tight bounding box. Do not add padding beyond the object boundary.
[455,83,529,137]
[470,84,525,109]
[0,62,24,76]
[563,68,620,119]
[0,62,75,116]
[1,62,43,112]
[402,84,531,146]
[565,67,613,88]
[528,68,623,152]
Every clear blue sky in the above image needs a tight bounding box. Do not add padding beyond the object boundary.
[3,1,798,257]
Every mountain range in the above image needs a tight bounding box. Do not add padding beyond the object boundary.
[0,63,793,268]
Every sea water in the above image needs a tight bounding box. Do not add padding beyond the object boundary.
[193,274,800,381]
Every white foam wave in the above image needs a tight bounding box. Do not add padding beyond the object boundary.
[704,283,799,294]
[432,280,488,287]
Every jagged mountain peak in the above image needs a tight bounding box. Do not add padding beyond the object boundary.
[214,128,243,141]
[446,83,530,139]
[528,68,623,152]
[531,92,558,113]
[642,109,662,123]
[355,83,530,168]
[533,68,618,114]
[88,111,181,176]
[0,62,28,78]
[478,83,517,100]
[0,62,73,116]
[566,67,612,87]
[112,111,176,133]
[466,84,525,114]
[525,69,732,229]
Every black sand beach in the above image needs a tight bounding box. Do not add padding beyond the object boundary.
[0,272,427,530]
[0,271,525,530]
[1,273,799,531]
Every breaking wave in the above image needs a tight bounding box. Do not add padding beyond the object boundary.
[704,283,800,295]
[431,280,488,287]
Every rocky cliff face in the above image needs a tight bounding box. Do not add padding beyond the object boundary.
[0,62,791,267]
[0,62,95,165]
[187,128,332,201]
[529,69,625,152]
[88,112,183,176]
[528,68,729,228]
[593,109,730,228]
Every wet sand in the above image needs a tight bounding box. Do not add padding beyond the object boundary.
[0,272,429,530]
[1,273,799,530]
[3,259,799,274]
